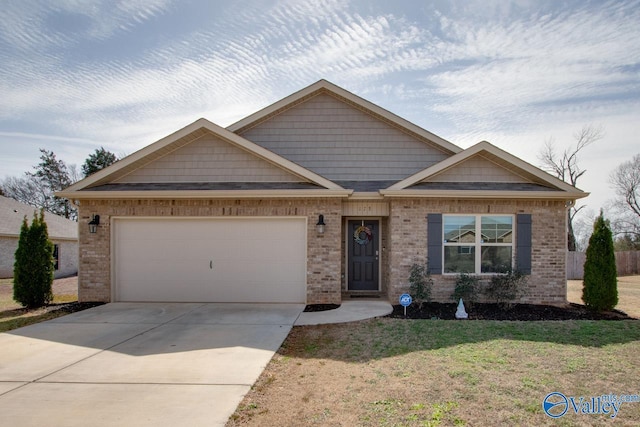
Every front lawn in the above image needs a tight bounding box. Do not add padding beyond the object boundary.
[229,319,640,426]
[230,277,640,426]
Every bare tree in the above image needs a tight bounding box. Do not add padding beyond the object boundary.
[27,149,75,219]
[538,125,604,251]
[1,149,79,220]
[1,175,49,208]
[609,153,640,240]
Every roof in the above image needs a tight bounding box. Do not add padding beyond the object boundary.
[381,141,589,200]
[56,82,588,202]
[58,118,351,199]
[0,196,77,240]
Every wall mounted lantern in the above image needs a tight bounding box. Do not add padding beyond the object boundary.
[88,214,100,234]
[316,214,326,234]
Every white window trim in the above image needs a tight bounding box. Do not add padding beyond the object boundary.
[442,214,515,275]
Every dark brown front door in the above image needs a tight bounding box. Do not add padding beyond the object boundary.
[348,220,379,291]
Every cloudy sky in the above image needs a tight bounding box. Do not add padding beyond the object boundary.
[1,0,639,213]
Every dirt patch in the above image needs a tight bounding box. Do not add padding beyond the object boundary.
[50,275,78,295]
[568,276,640,318]
[0,275,88,329]
[389,302,636,321]
[0,275,78,300]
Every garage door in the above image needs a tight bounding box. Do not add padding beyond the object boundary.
[113,217,307,303]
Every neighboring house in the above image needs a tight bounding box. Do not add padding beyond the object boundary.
[0,195,78,279]
[58,80,587,305]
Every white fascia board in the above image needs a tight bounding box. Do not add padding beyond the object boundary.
[379,189,590,200]
[348,192,386,200]
[56,189,353,200]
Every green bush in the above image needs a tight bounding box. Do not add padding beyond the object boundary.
[582,212,618,311]
[451,273,480,306]
[484,268,528,310]
[408,262,432,308]
[13,210,54,308]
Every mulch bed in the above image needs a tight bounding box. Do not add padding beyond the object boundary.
[389,302,636,321]
[0,302,105,323]
[45,301,105,314]
[304,302,636,320]
[303,304,340,312]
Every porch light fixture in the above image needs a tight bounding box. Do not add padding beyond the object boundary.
[88,215,100,234]
[316,214,326,234]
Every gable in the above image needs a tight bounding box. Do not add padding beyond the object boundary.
[383,141,589,199]
[424,153,540,184]
[114,131,302,184]
[58,118,350,199]
[235,90,454,182]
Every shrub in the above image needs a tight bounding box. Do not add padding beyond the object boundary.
[484,267,528,310]
[451,273,480,306]
[408,262,432,308]
[13,210,54,308]
[582,211,618,311]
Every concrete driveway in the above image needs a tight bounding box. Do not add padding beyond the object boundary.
[0,302,304,427]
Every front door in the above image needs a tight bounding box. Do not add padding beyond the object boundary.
[348,220,379,291]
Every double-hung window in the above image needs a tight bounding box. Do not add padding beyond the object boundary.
[443,215,513,274]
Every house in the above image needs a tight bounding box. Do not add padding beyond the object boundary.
[57,80,587,305]
[0,195,78,279]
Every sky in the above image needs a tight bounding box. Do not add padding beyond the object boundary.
[1,0,639,216]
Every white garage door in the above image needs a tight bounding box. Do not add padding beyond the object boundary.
[113,217,307,303]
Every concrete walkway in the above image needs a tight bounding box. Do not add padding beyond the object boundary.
[0,300,392,427]
[295,300,393,325]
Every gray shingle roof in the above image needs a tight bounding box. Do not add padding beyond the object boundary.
[0,196,77,240]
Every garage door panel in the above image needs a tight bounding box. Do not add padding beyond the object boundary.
[114,218,307,303]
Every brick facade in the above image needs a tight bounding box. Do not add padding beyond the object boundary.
[385,199,567,306]
[78,197,567,306]
[77,198,343,304]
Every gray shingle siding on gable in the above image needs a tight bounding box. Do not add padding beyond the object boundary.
[114,134,300,184]
[238,93,450,181]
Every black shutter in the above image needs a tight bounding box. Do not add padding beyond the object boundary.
[516,214,532,274]
[427,214,443,274]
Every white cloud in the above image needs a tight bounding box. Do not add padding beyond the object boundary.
[421,0,640,134]
[0,0,638,216]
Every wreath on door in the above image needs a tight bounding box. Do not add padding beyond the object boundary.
[354,225,373,245]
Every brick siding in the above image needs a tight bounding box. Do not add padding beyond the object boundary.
[386,199,567,306]
[77,198,343,304]
[78,197,567,306]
